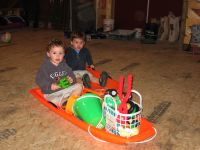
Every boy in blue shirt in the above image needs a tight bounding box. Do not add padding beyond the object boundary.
[65,31,108,88]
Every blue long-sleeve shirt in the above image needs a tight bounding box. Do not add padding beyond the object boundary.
[65,47,93,71]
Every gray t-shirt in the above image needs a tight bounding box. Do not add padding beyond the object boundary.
[36,57,76,94]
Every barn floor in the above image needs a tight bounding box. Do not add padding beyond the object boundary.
[0,28,200,150]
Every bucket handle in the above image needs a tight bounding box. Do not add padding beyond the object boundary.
[131,89,143,109]
[103,89,142,112]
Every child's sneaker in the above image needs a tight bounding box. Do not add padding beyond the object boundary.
[61,100,67,110]
[82,73,91,88]
[99,71,109,87]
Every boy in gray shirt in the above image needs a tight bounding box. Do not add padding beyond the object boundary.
[36,39,83,108]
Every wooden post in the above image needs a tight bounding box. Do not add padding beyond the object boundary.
[181,0,200,50]
[95,0,113,29]
[180,0,188,50]
[106,0,112,19]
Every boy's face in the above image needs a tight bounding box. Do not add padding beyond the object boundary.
[71,38,85,51]
[47,46,65,66]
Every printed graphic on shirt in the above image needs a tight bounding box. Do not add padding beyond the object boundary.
[50,71,68,79]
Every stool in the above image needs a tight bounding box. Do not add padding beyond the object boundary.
[191,43,200,57]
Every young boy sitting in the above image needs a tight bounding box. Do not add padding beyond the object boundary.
[65,31,108,88]
[36,39,83,108]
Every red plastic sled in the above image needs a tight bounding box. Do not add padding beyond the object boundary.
[29,67,156,144]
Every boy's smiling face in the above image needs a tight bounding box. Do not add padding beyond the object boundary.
[71,38,85,51]
[47,46,65,66]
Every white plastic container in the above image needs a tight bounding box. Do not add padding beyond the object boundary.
[103,19,114,32]
[134,28,143,39]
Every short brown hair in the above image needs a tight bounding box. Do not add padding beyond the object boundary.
[70,31,86,41]
[46,38,64,52]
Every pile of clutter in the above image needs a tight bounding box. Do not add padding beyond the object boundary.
[159,11,180,42]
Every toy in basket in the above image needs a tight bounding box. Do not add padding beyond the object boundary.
[103,74,142,138]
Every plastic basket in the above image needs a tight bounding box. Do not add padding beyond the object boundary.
[103,90,142,138]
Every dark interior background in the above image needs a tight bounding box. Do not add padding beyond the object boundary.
[1,0,183,31]
[114,0,183,29]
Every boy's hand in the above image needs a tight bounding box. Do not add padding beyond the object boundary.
[90,65,95,69]
[51,83,60,91]
[76,77,83,84]
[67,76,73,84]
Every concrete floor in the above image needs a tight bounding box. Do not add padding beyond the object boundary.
[0,28,200,150]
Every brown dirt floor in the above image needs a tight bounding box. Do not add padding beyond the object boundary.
[0,28,200,150]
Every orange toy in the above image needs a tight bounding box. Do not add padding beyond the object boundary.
[65,95,79,114]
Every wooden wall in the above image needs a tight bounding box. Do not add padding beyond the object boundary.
[95,0,113,29]
[183,0,200,44]
[114,0,183,29]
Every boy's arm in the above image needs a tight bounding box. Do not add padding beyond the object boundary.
[65,48,77,70]
[36,69,52,93]
[85,48,94,66]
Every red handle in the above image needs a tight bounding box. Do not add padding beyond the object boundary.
[117,74,133,114]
